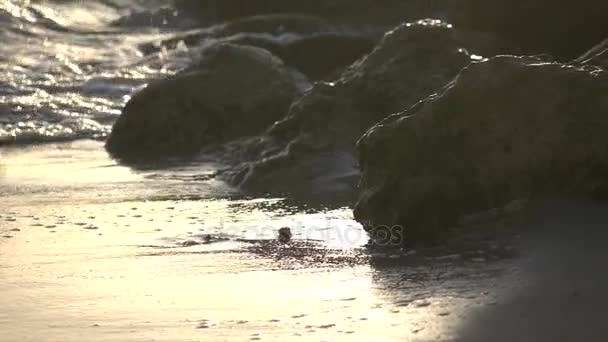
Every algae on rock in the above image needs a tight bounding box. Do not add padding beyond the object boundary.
[106,43,307,161]
[355,56,608,243]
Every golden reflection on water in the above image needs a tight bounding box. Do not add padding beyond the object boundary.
[0,140,137,184]
[0,142,494,342]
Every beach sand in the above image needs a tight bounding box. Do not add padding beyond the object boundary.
[1,141,606,342]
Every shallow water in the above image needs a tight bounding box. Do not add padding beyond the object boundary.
[0,0,204,145]
[5,143,608,342]
[0,142,511,342]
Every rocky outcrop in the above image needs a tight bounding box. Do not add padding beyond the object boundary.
[222,20,472,194]
[218,14,334,36]
[575,38,608,70]
[105,43,307,160]
[354,56,608,244]
[449,0,608,59]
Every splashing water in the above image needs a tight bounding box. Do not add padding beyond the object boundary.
[0,0,200,144]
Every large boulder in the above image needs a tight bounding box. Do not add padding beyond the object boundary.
[354,56,608,244]
[106,43,306,160]
[222,20,472,195]
[449,0,608,59]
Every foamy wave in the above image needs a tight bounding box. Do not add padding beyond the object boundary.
[0,118,111,145]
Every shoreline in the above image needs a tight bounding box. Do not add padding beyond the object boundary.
[3,142,608,341]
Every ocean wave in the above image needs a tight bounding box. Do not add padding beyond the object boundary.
[0,0,192,146]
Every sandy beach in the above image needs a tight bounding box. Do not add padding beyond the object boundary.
[2,1,607,340]
[4,142,607,341]
[0,141,509,342]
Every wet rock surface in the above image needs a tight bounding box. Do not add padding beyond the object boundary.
[105,43,307,161]
[575,38,608,70]
[354,55,608,243]
[220,20,472,195]
[174,0,448,27]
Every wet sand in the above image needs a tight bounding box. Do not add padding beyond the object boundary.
[1,141,606,341]
[455,199,608,341]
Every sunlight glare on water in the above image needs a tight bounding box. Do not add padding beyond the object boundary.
[0,142,493,341]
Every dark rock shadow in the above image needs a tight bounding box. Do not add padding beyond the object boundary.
[367,219,522,313]
[367,198,608,341]
[452,199,608,341]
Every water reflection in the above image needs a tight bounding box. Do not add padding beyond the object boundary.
[0,143,438,341]
[5,142,603,341]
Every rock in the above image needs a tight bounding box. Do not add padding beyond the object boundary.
[354,56,608,244]
[449,0,608,59]
[224,20,472,195]
[182,240,200,247]
[105,43,307,161]
[278,227,292,243]
[136,14,374,80]
[272,20,472,141]
[277,33,375,79]
[457,198,528,226]
[227,32,376,80]
[219,14,334,36]
[575,38,608,70]
[175,0,447,27]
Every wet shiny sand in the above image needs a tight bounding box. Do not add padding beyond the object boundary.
[1,142,606,342]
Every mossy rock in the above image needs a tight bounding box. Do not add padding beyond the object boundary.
[355,56,608,244]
